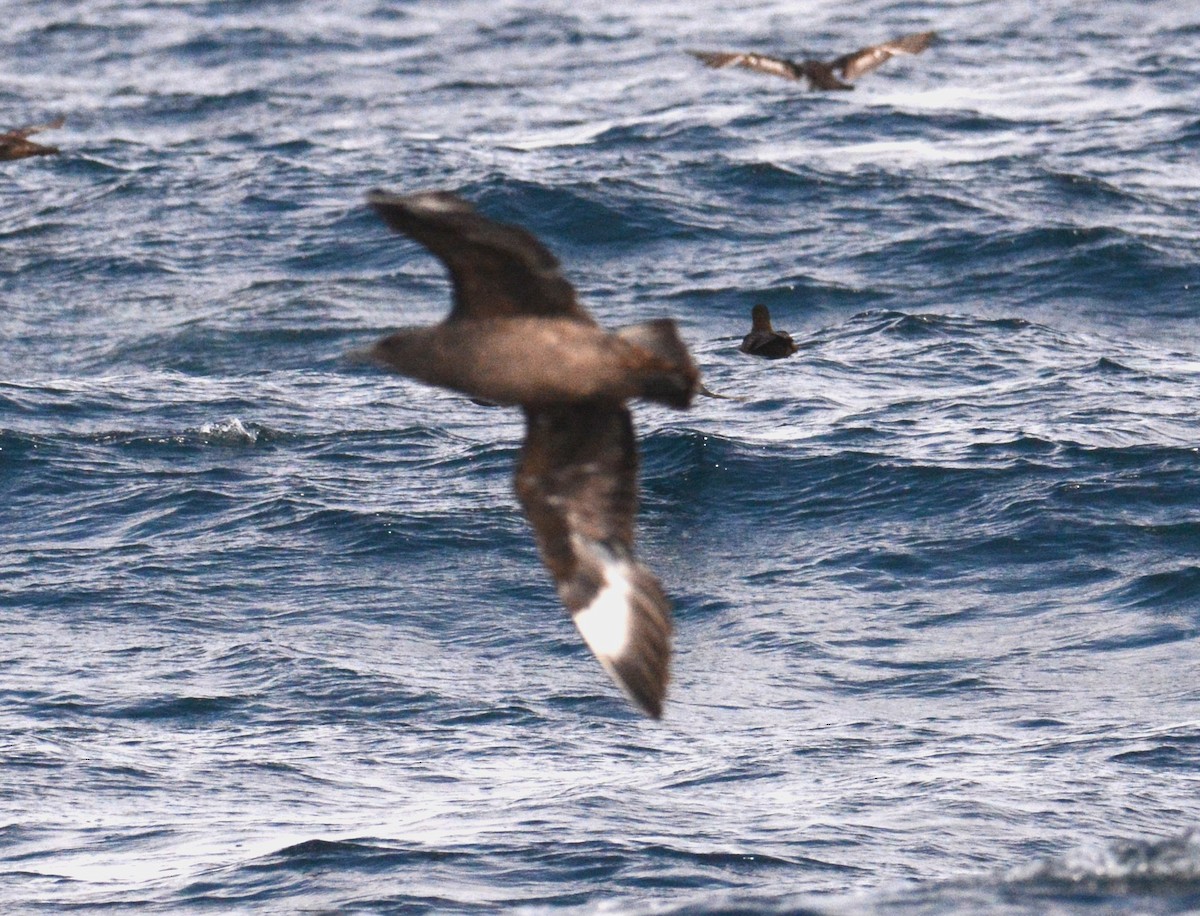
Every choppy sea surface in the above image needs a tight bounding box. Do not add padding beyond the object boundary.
[3,1,1200,912]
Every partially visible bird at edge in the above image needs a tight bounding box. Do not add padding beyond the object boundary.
[0,117,64,161]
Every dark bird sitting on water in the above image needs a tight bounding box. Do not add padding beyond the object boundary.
[689,31,936,90]
[739,304,798,359]
[363,189,701,719]
[0,117,64,161]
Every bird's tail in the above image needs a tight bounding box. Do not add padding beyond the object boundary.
[615,318,700,409]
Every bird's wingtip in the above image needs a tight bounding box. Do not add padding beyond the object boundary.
[570,541,672,720]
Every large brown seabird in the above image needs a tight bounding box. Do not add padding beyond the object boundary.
[690,30,936,90]
[363,190,700,719]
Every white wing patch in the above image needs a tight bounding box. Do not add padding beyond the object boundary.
[572,553,634,661]
[561,534,672,717]
[408,192,473,215]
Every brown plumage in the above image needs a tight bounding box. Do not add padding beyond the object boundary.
[364,190,700,718]
[689,31,936,90]
[739,304,798,359]
[0,117,65,161]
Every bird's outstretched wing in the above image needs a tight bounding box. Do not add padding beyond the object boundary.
[689,50,803,81]
[367,189,592,323]
[515,404,672,718]
[0,116,65,141]
[832,30,936,81]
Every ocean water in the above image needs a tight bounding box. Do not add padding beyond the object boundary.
[3,0,1200,912]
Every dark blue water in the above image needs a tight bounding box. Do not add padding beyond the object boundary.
[3,1,1199,912]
